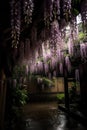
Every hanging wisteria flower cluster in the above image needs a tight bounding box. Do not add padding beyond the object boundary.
[44,0,60,27]
[10,0,34,48]
[50,20,63,56]
[62,0,71,21]
[70,18,78,41]
[65,56,71,72]
[10,0,21,48]
[81,0,87,32]
[14,2,87,81]
[21,27,65,77]
[67,37,74,56]
[75,69,80,81]
[23,0,34,24]
[52,0,60,20]
[20,20,77,77]
[21,35,87,81]
[44,0,53,27]
[80,42,87,58]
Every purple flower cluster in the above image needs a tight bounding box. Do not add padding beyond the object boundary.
[80,43,87,58]
[11,0,21,48]
[44,0,60,27]
[23,0,34,24]
[10,0,34,48]
[62,0,71,20]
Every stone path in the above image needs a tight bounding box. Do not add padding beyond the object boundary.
[22,102,87,130]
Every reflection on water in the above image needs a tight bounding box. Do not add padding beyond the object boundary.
[23,102,86,130]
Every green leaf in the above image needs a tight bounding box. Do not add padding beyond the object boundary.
[73,8,79,16]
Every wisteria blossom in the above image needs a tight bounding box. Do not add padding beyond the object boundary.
[23,0,34,24]
[80,43,87,58]
[53,70,57,77]
[59,63,63,74]
[75,69,80,81]
[81,0,87,32]
[50,20,63,55]
[10,0,21,48]
[12,1,87,77]
[68,38,74,56]
[65,56,71,72]
[50,57,57,69]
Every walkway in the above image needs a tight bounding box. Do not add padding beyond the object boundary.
[22,102,87,130]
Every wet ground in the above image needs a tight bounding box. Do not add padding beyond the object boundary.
[23,102,87,130]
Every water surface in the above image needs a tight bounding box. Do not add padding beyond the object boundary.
[23,102,86,130]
